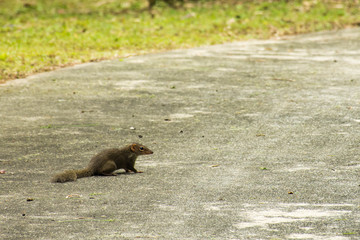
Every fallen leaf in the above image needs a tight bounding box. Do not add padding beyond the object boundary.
[66,194,82,199]
[226,18,236,26]
[182,12,196,19]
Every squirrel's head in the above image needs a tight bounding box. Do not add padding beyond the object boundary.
[130,143,153,155]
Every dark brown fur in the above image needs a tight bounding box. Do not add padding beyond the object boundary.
[51,143,153,183]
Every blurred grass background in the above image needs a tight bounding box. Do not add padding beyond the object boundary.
[0,0,359,82]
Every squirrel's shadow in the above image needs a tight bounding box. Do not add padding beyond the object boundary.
[94,171,139,176]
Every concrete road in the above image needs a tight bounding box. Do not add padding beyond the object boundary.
[1,28,360,239]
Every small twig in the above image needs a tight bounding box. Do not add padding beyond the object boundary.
[272,77,295,82]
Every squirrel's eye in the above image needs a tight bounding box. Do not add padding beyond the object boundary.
[139,147,144,151]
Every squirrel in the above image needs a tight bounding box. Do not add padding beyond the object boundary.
[51,143,153,183]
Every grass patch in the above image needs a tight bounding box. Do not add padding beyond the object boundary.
[0,0,359,82]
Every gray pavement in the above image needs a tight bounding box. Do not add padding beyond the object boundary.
[1,28,360,239]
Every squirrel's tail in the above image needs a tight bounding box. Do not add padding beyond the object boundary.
[51,168,93,183]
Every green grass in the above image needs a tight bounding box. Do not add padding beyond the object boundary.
[1,0,359,82]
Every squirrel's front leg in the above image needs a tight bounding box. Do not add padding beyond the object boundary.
[125,166,143,173]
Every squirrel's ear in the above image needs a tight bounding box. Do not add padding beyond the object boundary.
[130,144,136,152]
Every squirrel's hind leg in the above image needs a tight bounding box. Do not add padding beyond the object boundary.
[98,160,117,176]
